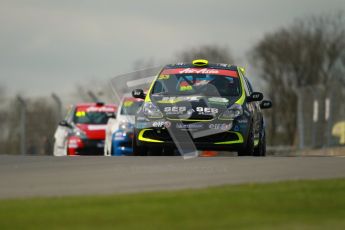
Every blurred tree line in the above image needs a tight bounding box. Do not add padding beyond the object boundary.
[250,12,345,146]
[0,11,344,155]
[0,94,57,155]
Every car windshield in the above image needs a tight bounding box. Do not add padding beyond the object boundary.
[151,71,241,97]
[120,100,143,115]
[73,111,110,125]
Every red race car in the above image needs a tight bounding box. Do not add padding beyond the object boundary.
[53,102,117,156]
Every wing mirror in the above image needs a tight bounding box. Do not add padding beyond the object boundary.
[59,120,72,128]
[106,112,116,119]
[132,89,146,99]
[260,100,273,109]
[248,92,263,102]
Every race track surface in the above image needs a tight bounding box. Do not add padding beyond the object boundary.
[1,155,345,199]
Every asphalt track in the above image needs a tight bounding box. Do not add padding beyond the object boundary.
[0,155,345,199]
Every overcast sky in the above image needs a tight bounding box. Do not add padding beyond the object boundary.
[1,0,344,98]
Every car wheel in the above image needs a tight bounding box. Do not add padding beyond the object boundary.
[238,124,254,156]
[254,128,266,157]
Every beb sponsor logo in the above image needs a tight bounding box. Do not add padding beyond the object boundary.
[196,107,219,115]
[164,106,187,114]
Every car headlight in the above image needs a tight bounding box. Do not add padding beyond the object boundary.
[142,102,163,118]
[219,104,243,120]
[69,127,88,139]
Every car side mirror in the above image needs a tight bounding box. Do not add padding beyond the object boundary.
[248,92,263,102]
[132,89,146,99]
[59,120,72,128]
[106,112,116,119]
[260,100,273,109]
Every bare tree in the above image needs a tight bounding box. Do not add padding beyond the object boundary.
[2,96,58,155]
[176,44,235,64]
[250,12,345,146]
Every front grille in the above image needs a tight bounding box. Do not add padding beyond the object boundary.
[76,147,104,156]
[166,114,214,121]
[77,139,104,156]
[194,132,238,143]
[142,129,239,143]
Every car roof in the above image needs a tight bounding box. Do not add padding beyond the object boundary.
[75,103,117,110]
[164,63,238,71]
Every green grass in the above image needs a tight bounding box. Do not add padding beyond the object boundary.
[1,179,345,230]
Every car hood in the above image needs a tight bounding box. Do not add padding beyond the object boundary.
[76,124,107,140]
[152,95,238,120]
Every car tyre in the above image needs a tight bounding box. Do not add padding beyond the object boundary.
[238,124,254,156]
[254,128,266,157]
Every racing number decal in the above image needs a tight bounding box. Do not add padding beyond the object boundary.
[158,75,170,80]
[124,101,134,107]
[76,111,86,117]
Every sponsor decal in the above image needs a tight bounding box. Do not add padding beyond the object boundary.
[237,119,248,124]
[159,96,201,103]
[164,106,187,115]
[164,121,172,128]
[152,121,171,128]
[180,68,220,74]
[135,122,150,129]
[196,107,219,115]
[209,123,232,131]
[208,97,229,104]
[88,125,107,131]
[161,68,238,77]
[176,123,204,129]
[180,85,193,91]
[86,107,116,113]
[158,74,170,80]
[114,132,125,140]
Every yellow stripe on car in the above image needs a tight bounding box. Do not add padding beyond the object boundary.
[215,132,244,144]
[138,129,164,143]
[234,67,246,105]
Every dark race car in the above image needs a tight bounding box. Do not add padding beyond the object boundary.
[132,59,272,156]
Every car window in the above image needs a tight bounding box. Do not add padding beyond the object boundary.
[120,101,143,115]
[152,71,241,98]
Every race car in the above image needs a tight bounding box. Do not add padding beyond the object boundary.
[53,102,117,156]
[132,59,272,156]
[104,96,143,156]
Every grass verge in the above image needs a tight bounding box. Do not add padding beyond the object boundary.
[0,179,345,230]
